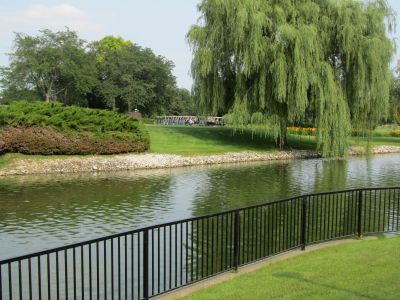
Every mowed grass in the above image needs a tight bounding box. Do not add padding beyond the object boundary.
[145,124,315,155]
[183,236,400,300]
[146,124,400,155]
[288,135,400,148]
[350,136,400,147]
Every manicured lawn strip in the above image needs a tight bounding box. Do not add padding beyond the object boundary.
[349,136,400,147]
[183,236,400,300]
[373,126,400,136]
[145,125,317,155]
[146,124,275,155]
[146,124,400,155]
[287,133,400,148]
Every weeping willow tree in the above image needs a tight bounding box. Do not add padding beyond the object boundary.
[187,0,395,156]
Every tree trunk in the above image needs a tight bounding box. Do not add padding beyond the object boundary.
[276,119,288,150]
[45,92,51,103]
[63,89,68,105]
[45,81,55,103]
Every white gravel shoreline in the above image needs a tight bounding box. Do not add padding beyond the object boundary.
[1,145,400,176]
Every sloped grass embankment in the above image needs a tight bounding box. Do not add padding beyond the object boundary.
[183,236,400,300]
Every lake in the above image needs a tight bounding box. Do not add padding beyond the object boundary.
[1,153,400,259]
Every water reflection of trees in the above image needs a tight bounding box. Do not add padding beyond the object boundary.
[0,173,173,226]
[191,161,297,216]
[312,159,348,192]
[191,158,351,217]
[0,171,175,258]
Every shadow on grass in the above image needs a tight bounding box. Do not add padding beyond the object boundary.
[155,126,317,152]
[272,272,380,300]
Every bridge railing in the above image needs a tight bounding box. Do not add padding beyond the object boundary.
[0,187,399,299]
[154,116,226,126]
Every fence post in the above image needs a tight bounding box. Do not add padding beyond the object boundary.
[143,229,149,299]
[233,211,241,271]
[357,190,363,238]
[300,197,307,251]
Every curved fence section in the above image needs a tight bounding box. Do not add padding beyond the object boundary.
[0,187,399,299]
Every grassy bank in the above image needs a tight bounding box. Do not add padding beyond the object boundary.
[146,125,316,155]
[1,124,400,172]
[350,136,400,147]
[146,124,400,156]
[183,236,400,300]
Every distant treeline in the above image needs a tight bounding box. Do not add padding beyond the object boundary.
[0,29,197,117]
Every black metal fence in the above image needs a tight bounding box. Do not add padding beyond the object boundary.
[1,187,399,299]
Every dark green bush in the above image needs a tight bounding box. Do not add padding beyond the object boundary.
[0,101,149,155]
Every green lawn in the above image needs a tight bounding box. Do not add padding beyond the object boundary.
[146,124,400,155]
[350,136,400,147]
[374,125,400,135]
[183,236,400,300]
[146,124,316,155]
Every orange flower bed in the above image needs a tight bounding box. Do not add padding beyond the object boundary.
[390,130,400,137]
[287,127,317,136]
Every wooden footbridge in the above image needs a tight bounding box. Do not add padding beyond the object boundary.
[155,116,226,126]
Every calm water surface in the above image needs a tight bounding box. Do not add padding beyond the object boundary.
[1,153,399,259]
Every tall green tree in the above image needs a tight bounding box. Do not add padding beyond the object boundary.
[94,35,133,62]
[92,36,176,116]
[1,31,183,116]
[168,88,197,115]
[390,74,400,124]
[0,29,97,104]
[188,0,395,156]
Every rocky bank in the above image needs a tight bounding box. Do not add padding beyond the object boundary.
[1,146,400,176]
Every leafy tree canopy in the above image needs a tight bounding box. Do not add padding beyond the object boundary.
[93,35,133,62]
[1,31,192,117]
[91,36,177,116]
[168,88,198,116]
[390,70,400,124]
[188,0,395,156]
[0,29,97,104]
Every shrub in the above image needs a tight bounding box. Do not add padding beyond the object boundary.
[0,101,149,155]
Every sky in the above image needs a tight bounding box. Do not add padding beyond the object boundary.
[0,0,399,90]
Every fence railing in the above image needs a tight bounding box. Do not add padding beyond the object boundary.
[1,187,399,299]
[154,116,226,126]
